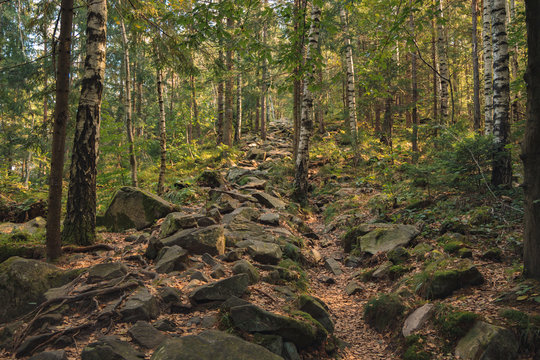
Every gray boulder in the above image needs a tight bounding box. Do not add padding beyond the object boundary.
[402,304,434,337]
[81,336,144,360]
[297,295,334,333]
[101,187,175,231]
[28,350,67,360]
[150,330,282,360]
[155,246,189,274]
[423,258,484,299]
[88,262,128,283]
[247,241,282,265]
[232,260,260,284]
[455,321,518,360]
[128,321,168,349]
[119,287,160,322]
[253,192,287,210]
[161,225,225,256]
[189,274,250,304]
[230,304,327,349]
[358,223,419,255]
[0,257,81,323]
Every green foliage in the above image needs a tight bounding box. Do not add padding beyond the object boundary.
[403,335,432,360]
[500,309,540,353]
[434,305,478,341]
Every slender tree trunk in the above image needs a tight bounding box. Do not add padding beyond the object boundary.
[509,0,520,124]
[410,1,419,160]
[491,0,512,187]
[340,7,357,143]
[261,0,268,141]
[374,102,381,135]
[217,66,224,144]
[432,9,438,128]
[223,17,234,146]
[120,17,138,187]
[235,55,242,142]
[522,0,540,279]
[157,69,167,195]
[316,66,325,134]
[46,0,74,260]
[255,91,260,133]
[483,0,494,134]
[62,0,107,246]
[436,0,450,123]
[293,4,320,203]
[472,0,482,132]
[381,96,393,146]
[191,74,201,140]
[293,0,306,159]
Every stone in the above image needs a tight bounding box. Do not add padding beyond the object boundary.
[145,236,164,260]
[189,274,250,304]
[161,225,226,256]
[411,243,433,259]
[253,334,283,355]
[247,148,267,160]
[297,295,334,333]
[28,350,67,360]
[247,241,282,265]
[128,321,168,349]
[222,207,261,224]
[372,261,393,279]
[345,281,363,296]
[402,304,435,337]
[201,253,218,266]
[282,342,301,360]
[455,321,518,360]
[155,246,189,274]
[159,287,183,304]
[423,259,484,299]
[0,257,81,323]
[232,259,260,284]
[363,294,406,332]
[253,192,287,210]
[150,330,282,360]
[222,250,242,262]
[358,224,419,255]
[387,246,410,264]
[153,319,177,332]
[102,187,175,232]
[160,212,198,238]
[190,271,211,282]
[227,167,252,182]
[259,213,280,226]
[81,336,144,360]
[225,218,274,246]
[240,178,268,190]
[319,276,336,285]
[196,170,225,188]
[230,304,326,349]
[324,258,342,275]
[210,264,226,279]
[17,217,47,234]
[481,248,503,262]
[201,315,217,328]
[120,287,160,322]
[220,296,251,311]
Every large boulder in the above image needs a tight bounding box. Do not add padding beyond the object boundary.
[455,321,518,360]
[101,187,175,232]
[296,295,334,334]
[81,336,144,360]
[88,262,128,283]
[155,246,190,274]
[357,224,419,255]
[189,274,250,304]
[0,257,81,323]
[160,213,199,238]
[161,225,226,256]
[232,260,260,284]
[252,192,287,210]
[246,241,282,265]
[151,330,282,360]
[402,304,435,337]
[230,304,327,349]
[128,321,168,349]
[422,258,484,299]
[119,287,160,322]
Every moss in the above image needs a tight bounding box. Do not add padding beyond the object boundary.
[290,310,328,345]
[500,309,540,353]
[388,246,410,264]
[411,243,433,260]
[278,259,309,291]
[283,243,301,261]
[363,294,406,332]
[481,248,503,262]
[355,268,375,282]
[388,265,409,280]
[341,226,367,253]
[443,241,463,254]
[434,305,478,341]
[403,336,431,360]
[457,247,473,258]
[468,206,492,225]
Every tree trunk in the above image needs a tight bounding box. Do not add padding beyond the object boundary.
[217,76,224,144]
[381,96,393,147]
[437,0,450,123]
[431,8,438,128]
[120,17,138,187]
[340,7,357,143]
[223,17,234,147]
[235,55,242,143]
[261,0,268,142]
[491,0,512,187]
[46,0,74,260]
[292,0,306,159]
[410,0,419,161]
[191,74,201,140]
[522,0,540,279]
[316,65,325,134]
[483,0,494,134]
[472,0,482,132]
[62,0,107,246]
[157,69,167,195]
[293,4,320,203]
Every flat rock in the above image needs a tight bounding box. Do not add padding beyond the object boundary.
[324,258,342,275]
[150,330,282,360]
[259,213,280,226]
[81,336,144,360]
[155,246,189,274]
[423,258,484,299]
[247,241,282,265]
[345,281,363,295]
[358,223,419,255]
[253,192,287,210]
[230,304,326,349]
[101,187,175,232]
[128,321,168,349]
[402,304,435,337]
[28,350,67,360]
[455,321,518,360]
[297,295,334,333]
[232,259,260,284]
[189,274,250,304]
[153,319,177,332]
[160,212,198,237]
[161,225,226,256]
[88,262,128,283]
[120,287,160,322]
[372,261,393,279]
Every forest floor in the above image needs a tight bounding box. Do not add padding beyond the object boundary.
[1,119,540,360]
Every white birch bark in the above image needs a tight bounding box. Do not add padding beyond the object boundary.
[340,7,357,143]
[293,4,321,202]
[483,0,494,134]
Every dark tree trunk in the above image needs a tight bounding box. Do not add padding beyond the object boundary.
[522,0,540,279]
[381,96,393,147]
[472,0,482,132]
[410,0,419,161]
[217,75,224,144]
[223,17,234,146]
[157,69,167,195]
[46,0,74,260]
[62,0,107,246]
[191,74,201,140]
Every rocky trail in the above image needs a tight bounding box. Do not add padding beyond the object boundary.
[0,119,538,360]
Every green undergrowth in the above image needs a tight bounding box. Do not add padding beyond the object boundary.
[433,304,479,341]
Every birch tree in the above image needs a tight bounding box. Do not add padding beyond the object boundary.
[62,0,107,245]
[483,0,494,134]
[293,3,320,203]
[491,0,512,187]
[340,6,357,144]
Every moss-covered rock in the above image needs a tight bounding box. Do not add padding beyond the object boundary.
[388,246,410,264]
[421,258,484,299]
[455,321,518,360]
[434,305,479,340]
[363,294,406,332]
[0,257,83,323]
[102,187,175,232]
[196,170,225,188]
[296,295,334,333]
[468,206,492,226]
[358,224,419,255]
[411,243,433,260]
